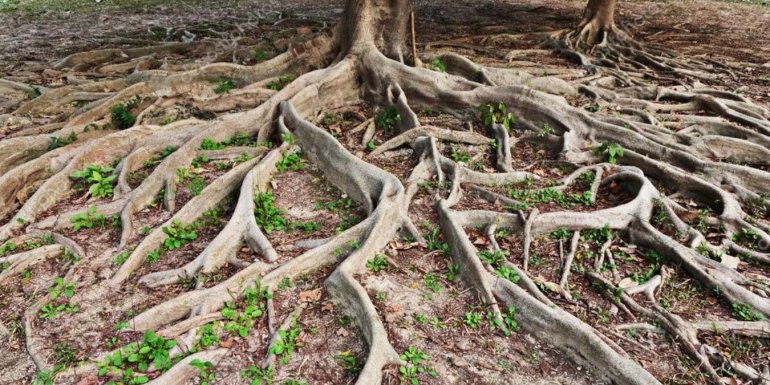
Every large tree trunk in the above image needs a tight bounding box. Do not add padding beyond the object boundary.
[336,0,413,61]
[577,0,618,46]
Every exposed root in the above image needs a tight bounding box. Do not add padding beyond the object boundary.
[3,3,770,384]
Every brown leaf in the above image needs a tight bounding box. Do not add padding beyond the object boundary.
[609,180,621,194]
[385,303,401,313]
[678,210,700,222]
[336,327,349,337]
[299,288,322,303]
[74,375,98,385]
[472,237,489,246]
[321,302,335,312]
[220,338,234,348]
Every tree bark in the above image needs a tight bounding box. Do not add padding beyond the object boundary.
[336,0,414,61]
[578,0,618,45]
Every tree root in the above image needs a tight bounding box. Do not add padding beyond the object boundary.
[3,4,770,384]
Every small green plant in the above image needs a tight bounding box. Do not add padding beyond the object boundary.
[242,365,274,385]
[70,164,116,198]
[53,342,78,366]
[290,221,321,233]
[480,102,515,131]
[254,191,287,233]
[110,96,140,129]
[429,317,446,329]
[423,273,443,293]
[463,312,482,328]
[732,303,764,321]
[320,112,342,126]
[401,346,429,365]
[49,277,75,300]
[0,241,17,255]
[200,138,224,150]
[449,145,471,163]
[365,255,388,272]
[146,249,161,264]
[501,305,520,335]
[49,132,78,150]
[537,123,554,137]
[195,323,221,350]
[187,176,206,196]
[445,263,460,281]
[190,359,215,385]
[212,79,236,94]
[374,106,401,132]
[478,249,508,266]
[254,48,267,62]
[399,346,435,384]
[162,220,198,250]
[39,277,78,319]
[333,351,361,372]
[97,330,176,383]
[276,151,305,172]
[269,320,302,365]
[425,226,449,254]
[550,228,571,240]
[429,58,446,72]
[32,366,63,385]
[267,75,295,91]
[593,142,625,164]
[277,277,293,291]
[221,281,271,338]
[495,266,520,283]
[39,302,78,319]
[70,206,108,231]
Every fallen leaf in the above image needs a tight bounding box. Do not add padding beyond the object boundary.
[74,375,98,385]
[385,303,401,313]
[321,302,334,312]
[220,338,234,348]
[336,327,349,337]
[679,210,700,222]
[609,180,621,194]
[299,288,322,303]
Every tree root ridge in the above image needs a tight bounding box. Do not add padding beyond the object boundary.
[3,7,770,385]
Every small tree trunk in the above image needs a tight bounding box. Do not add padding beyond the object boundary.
[336,0,414,61]
[577,0,618,45]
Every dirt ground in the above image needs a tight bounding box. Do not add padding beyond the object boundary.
[1,0,770,385]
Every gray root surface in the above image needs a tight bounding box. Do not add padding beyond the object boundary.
[2,0,770,384]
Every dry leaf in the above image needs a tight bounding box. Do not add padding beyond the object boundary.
[299,288,322,303]
[220,338,234,348]
[74,375,98,385]
[609,180,621,194]
[321,302,334,312]
[386,303,401,313]
[336,327,349,337]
